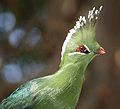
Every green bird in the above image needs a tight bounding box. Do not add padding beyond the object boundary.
[0,6,106,109]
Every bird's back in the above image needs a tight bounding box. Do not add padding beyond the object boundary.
[0,74,75,109]
[0,77,52,109]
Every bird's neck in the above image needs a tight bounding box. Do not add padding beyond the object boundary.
[55,59,89,107]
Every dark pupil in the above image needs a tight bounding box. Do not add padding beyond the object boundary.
[76,45,90,54]
[80,46,86,52]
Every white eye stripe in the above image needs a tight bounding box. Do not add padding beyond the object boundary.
[68,52,86,56]
[84,45,90,52]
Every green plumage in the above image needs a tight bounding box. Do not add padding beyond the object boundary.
[0,6,104,109]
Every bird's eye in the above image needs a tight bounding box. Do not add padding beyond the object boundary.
[76,45,90,54]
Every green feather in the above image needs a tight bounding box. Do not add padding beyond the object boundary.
[0,6,104,109]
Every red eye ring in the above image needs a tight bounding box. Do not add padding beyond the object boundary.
[76,45,90,54]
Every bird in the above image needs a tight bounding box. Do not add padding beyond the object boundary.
[0,6,106,109]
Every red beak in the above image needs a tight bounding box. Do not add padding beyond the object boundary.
[96,47,106,55]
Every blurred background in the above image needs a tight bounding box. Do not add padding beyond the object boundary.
[0,0,120,109]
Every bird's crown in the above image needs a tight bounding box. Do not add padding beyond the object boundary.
[61,6,103,60]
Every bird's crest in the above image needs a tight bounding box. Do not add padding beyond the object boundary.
[61,6,103,60]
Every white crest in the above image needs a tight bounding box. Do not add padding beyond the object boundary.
[88,6,103,21]
[61,6,103,60]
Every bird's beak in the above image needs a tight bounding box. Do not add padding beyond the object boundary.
[95,47,106,55]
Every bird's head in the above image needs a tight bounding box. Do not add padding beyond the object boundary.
[61,6,106,66]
